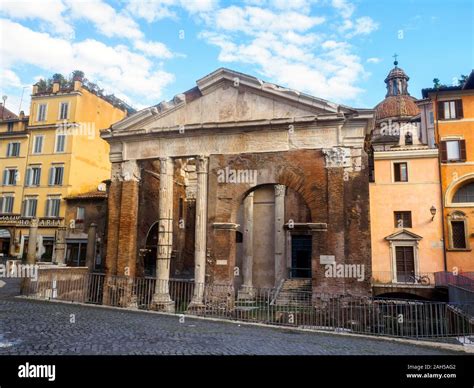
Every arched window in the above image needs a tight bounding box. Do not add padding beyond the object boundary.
[453,182,474,203]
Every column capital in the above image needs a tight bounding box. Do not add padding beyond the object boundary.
[159,157,174,175]
[196,155,209,174]
[112,160,141,182]
[274,184,286,197]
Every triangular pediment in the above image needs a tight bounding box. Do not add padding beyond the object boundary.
[109,68,363,133]
[385,229,423,241]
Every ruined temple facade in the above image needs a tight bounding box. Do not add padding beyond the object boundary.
[101,68,375,306]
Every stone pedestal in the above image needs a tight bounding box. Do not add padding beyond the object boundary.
[54,226,66,265]
[26,219,38,265]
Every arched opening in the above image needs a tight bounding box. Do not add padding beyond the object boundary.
[453,181,474,203]
[0,228,11,259]
[235,183,312,290]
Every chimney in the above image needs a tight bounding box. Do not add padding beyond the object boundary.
[19,111,25,120]
[32,84,38,95]
[52,81,60,93]
[73,74,83,91]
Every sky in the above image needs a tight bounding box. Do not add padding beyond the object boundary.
[0,0,473,115]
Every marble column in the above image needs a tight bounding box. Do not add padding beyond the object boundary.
[190,155,208,307]
[85,223,97,271]
[54,226,66,265]
[274,185,286,286]
[26,218,38,265]
[238,192,254,299]
[153,157,175,311]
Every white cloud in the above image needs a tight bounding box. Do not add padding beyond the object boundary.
[331,0,355,19]
[367,57,381,64]
[0,19,174,105]
[349,16,378,37]
[67,0,143,40]
[134,40,175,59]
[0,0,74,38]
[126,0,218,22]
[198,3,374,102]
[0,68,23,89]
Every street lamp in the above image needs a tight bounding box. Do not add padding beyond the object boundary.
[430,206,437,221]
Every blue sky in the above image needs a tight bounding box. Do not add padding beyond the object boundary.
[0,0,473,115]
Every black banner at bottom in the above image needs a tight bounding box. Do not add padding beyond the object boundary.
[0,355,472,387]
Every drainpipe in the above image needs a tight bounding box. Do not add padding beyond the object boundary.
[434,92,448,272]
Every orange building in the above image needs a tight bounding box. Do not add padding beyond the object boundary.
[369,61,445,299]
[423,70,474,273]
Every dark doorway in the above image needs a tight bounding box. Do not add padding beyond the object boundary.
[144,223,158,277]
[395,246,415,282]
[290,235,312,278]
[0,228,11,259]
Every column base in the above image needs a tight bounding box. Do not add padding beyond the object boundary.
[187,299,206,314]
[237,286,255,301]
[152,293,175,312]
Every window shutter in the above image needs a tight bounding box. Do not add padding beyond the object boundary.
[460,139,467,161]
[394,164,401,182]
[0,197,4,213]
[32,200,37,217]
[58,167,63,185]
[36,168,41,185]
[6,143,10,157]
[437,101,445,120]
[48,167,54,186]
[21,200,26,217]
[45,199,50,218]
[440,141,448,163]
[455,100,464,119]
[2,169,7,186]
[25,168,31,186]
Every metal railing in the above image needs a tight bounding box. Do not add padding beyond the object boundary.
[21,272,474,342]
[372,271,434,286]
[435,271,474,291]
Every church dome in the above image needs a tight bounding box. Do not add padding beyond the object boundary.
[374,59,420,123]
[375,94,420,121]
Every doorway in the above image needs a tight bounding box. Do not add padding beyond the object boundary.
[395,245,415,282]
[290,235,312,278]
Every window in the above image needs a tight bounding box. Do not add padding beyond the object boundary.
[55,133,66,153]
[0,195,14,214]
[429,111,434,125]
[22,197,38,217]
[76,207,85,224]
[25,166,41,187]
[59,102,69,120]
[441,140,466,162]
[33,135,44,154]
[45,196,61,218]
[438,100,463,120]
[7,122,14,132]
[37,104,47,122]
[451,221,467,249]
[405,132,413,145]
[6,142,20,157]
[395,246,415,282]
[48,165,64,186]
[394,162,408,182]
[2,168,17,186]
[394,211,412,228]
[453,182,474,203]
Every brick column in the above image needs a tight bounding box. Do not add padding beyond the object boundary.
[105,163,122,276]
[189,155,209,308]
[85,223,97,271]
[152,157,175,312]
[54,226,66,265]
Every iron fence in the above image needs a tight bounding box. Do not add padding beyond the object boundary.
[21,272,474,343]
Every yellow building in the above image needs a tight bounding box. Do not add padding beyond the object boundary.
[369,61,445,299]
[0,74,128,264]
[423,70,474,273]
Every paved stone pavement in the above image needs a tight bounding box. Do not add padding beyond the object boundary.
[0,296,464,355]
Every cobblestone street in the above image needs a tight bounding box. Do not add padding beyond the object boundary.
[0,296,463,355]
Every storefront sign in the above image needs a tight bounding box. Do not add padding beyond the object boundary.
[0,216,64,228]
